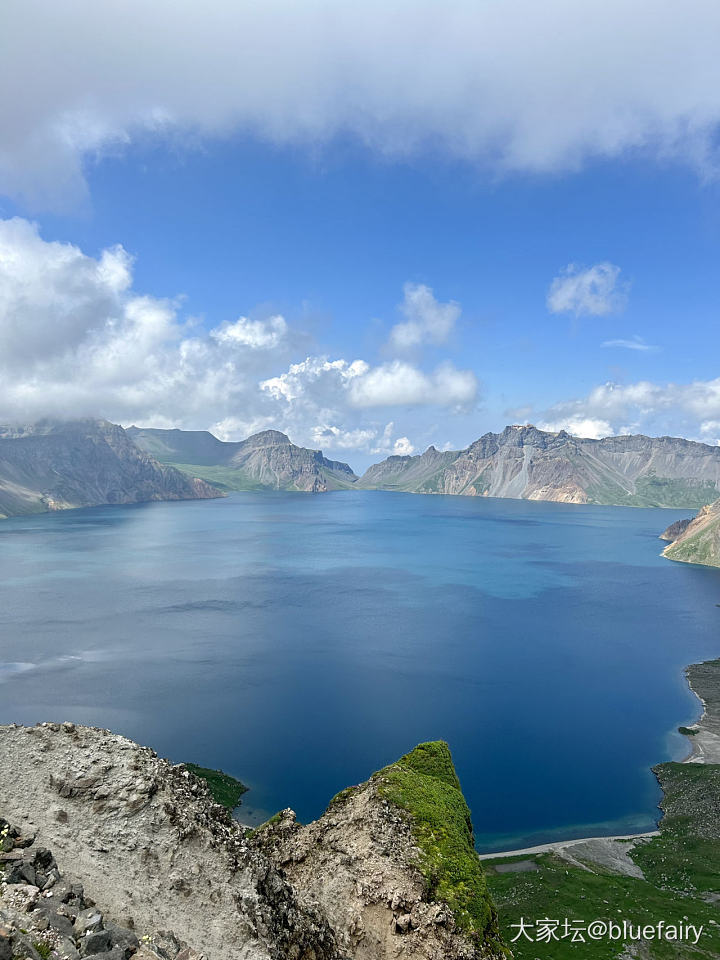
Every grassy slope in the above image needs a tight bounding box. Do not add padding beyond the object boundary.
[164,462,267,491]
[486,761,720,959]
[372,741,505,953]
[184,763,248,810]
[588,475,720,509]
[164,460,356,492]
[664,514,720,566]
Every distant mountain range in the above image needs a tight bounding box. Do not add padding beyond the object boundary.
[358,425,720,508]
[4,420,720,520]
[0,420,220,519]
[127,426,358,492]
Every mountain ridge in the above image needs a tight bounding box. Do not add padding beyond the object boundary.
[128,425,358,492]
[358,424,720,507]
[0,419,221,519]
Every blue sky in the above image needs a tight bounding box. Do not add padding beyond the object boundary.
[2,1,720,470]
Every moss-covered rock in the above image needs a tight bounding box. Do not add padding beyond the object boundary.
[373,741,503,952]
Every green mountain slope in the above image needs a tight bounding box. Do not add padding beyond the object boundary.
[128,426,358,492]
[0,419,221,519]
[661,499,720,567]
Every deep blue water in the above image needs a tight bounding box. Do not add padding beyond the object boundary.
[1,491,719,851]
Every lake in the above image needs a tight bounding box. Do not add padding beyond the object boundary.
[1,491,718,852]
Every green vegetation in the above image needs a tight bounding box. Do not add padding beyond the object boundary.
[166,462,266,491]
[184,763,248,810]
[32,942,52,960]
[678,725,698,736]
[664,516,720,566]
[245,811,283,839]
[372,741,504,952]
[486,760,720,959]
[486,851,720,960]
[632,763,720,895]
[329,785,358,806]
[168,460,356,492]
[588,474,719,509]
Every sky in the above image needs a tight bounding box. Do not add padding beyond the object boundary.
[2,1,720,470]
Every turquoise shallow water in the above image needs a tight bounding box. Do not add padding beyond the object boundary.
[0,491,719,851]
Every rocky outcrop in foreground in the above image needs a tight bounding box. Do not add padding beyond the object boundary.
[0,420,221,519]
[660,499,720,567]
[0,726,504,960]
[254,742,503,960]
[359,425,720,508]
[0,819,175,960]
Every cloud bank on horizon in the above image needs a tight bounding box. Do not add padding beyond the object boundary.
[1,216,720,458]
[0,217,477,457]
[3,0,720,209]
[1,1,719,460]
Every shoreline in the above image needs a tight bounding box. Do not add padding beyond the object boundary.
[479,656,718,861]
[478,830,659,861]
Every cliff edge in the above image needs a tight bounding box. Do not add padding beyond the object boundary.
[0,726,505,960]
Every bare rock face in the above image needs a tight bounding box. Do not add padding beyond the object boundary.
[0,420,222,519]
[0,723,341,960]
[253,743,505,960]
[359,424,720,508]
[127,427,358,492]
[0,729,506,960]
[659,516,693,541]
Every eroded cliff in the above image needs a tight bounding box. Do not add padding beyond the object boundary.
[0,726,505,960]
[0,421,221,519]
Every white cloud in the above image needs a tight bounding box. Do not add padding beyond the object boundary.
[260,357,369,403]
[5,1,720,207]
[540,378,720,441]
[262,356,477,410]
[0,217,473,461]
[548,263,628,317]
[389,283,460,350]
[348,360,477,409]
[601,336,658,351]
[537,417,614,439]
[212,315,287,349]
[310,422,414,456]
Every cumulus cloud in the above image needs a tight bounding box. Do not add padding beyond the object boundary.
[348,361,477,409]
[262,356,477,410]
[211,315,287,349]
[0,217,476,460]
[537,417,614,439]
[389,283,460,350]
[540,378,720,441]
[311,422,414,456]
[4,1,720,207]
[601,336,658,351]
[547,263,629,317]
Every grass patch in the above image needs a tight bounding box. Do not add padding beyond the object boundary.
[32,943,52,960]
[632,762,720,895]
[678,725,698,736]
[329,785,358,806]
[587,475,719,509]
[373,741,504,952]
[166,462,266,491]
[486,852,720,959]
[487,761,720,958]
[184,763,248,810]
[245,811,283,840]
